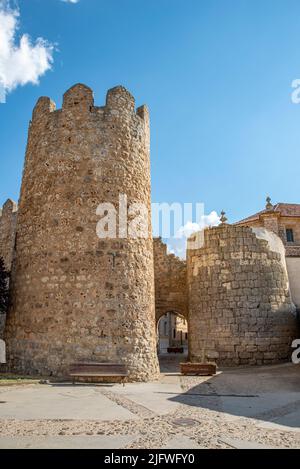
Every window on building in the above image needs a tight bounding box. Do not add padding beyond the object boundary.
[173,329,176,339]
[286,228,294,243]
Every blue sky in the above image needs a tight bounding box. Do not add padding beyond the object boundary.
[1,0,300,225]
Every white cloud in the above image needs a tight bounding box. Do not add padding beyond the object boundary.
[61,0,79,3]
[166,211,220,259]
[0,4,54,98]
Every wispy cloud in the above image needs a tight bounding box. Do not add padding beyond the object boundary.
[61,0,79,3]
[166,211,220,258]
[0,2,54,100]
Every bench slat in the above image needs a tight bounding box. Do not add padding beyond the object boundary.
[69,366,127,370]
[69,369,127,373]
[69,362,128,382]
[69,372,128,377]
[70,363,126,367]
[180,362,217,376]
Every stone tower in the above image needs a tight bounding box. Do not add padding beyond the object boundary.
[187,224,298,365]
[4,84,159,381]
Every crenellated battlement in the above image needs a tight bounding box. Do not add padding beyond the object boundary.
[136,104,150,125]
[105,85,135,113]
[32,96,56,121]
[31,83,149,123]
[63,83,94,112]
[0,199,18,219]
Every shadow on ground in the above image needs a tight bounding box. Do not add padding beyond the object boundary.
[166,361,300,429]
[158,352,188,374]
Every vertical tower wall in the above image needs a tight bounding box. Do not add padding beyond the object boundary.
[0,199,17,337]
[4,84,159,380]
[0,199,18,271]
[187,225,298,365]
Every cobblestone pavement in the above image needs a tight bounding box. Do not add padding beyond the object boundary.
[0,363,300,449]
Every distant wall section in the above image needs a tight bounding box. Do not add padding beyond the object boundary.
[0,199,17,338]
[153,238,188,322]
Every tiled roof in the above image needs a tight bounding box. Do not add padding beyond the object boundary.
[236,203,300,225]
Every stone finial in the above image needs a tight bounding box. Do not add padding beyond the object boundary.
[266,196,273,211]
[220,210,228,225]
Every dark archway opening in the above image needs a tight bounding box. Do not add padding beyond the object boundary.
[156,311,188,373]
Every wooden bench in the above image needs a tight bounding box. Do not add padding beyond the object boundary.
[167,347,184,354]
[69,363,128,385]
[180,362,217,376]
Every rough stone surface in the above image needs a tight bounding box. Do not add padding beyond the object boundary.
[0,339,6,363]
[4,84,159,381]
[153,237,188,322]
[187,224,299,365]
[0,199,17,337]
[236,203,300,308]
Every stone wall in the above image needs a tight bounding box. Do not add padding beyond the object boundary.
[0,199,17,338]
[4,84,159,381]
[0,199,17,270]
[187,224,298,365]
[236,216,300,300]
[153,237,188,322]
